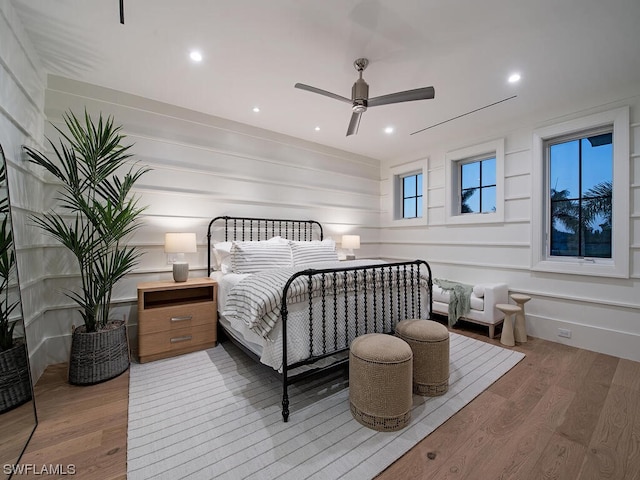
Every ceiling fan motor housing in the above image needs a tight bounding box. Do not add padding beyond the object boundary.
[352,78,369,112]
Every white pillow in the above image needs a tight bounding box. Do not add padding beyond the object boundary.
[290,239,338,265]
[230,240,293,274]
[472,285,485,298]
[265,236,288,245]
[212,241,233,273]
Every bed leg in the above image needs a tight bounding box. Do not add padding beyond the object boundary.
[282,396,290,422]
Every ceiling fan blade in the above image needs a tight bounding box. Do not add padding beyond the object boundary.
[346,112,362,136]
[294,83,351,104]
[368,86,435,107]
[411,95,517,135]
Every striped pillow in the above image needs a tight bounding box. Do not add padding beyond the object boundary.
[230,241,293,274]
[290,240,338,265]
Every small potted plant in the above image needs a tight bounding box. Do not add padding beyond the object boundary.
[24,110,149,385]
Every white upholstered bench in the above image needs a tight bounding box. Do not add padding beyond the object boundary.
[432,282,508,339]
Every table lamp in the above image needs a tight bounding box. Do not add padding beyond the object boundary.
[342,234,360,260]
[164,233,197,282]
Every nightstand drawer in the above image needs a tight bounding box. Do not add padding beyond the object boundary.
[138,302,215,335]
[138,323,216,357]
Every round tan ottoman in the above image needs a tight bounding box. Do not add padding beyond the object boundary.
[349,333,413,432]
[396,319,450,396]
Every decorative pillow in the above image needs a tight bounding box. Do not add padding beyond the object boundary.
[230,240,293,274]
[213,237,288,273]
[472,285,485,298]
[290,239,338,265]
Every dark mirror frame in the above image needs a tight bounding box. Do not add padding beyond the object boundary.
[0,143,37,479]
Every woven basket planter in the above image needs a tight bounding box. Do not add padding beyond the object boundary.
[0,341,32,414]
[68,320,130,385]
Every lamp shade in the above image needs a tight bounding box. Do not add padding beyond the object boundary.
[341,235,361,250]
[164,233,197,253]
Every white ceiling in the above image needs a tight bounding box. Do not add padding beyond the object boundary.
[11,0,640,162]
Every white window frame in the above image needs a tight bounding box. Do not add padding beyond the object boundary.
[445,138,505,225]
[389,159,426,226]
[531,106,629,278]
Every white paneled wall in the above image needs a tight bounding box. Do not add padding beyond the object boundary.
[0,0,47,380]
[380,93,640,362]
[36,75,381,364]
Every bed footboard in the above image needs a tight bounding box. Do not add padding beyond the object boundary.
[279,260,433,422]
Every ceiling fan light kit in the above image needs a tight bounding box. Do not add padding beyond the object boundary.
[295,58,435,136]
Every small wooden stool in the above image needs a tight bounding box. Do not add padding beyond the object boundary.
[510,294,531,343]
[495,304,521,347]
[349,333,413,431]
[395,319,450,396]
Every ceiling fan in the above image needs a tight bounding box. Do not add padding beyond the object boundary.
[295,58,435,136]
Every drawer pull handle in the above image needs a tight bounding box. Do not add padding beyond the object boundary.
[171,335,192,343]
[171,315,192,322]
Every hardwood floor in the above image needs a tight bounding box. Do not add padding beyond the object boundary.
[378,327,640,480]
[18,364,128,480]
[16,328,640,479]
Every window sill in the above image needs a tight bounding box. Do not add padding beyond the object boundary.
[445,211,504,226]
[531,258,628,278]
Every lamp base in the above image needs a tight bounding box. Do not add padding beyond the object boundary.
[173,262,189,282]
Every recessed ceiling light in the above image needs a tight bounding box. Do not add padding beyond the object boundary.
[252,106,260,113]
[384,126,394,134]
[315,126,320,131]
[189,51,203,62]
[508,73,521,83]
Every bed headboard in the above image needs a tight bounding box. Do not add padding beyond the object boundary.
[207,216,324,274]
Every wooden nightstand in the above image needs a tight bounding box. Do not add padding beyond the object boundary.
[137,278,217,363]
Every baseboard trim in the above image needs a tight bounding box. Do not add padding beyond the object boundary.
[525,313,640,362]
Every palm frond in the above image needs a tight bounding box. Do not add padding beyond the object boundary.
[24,110,150,332]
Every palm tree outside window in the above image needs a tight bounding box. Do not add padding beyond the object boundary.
[548,130,613,258]
[460,157,496,214]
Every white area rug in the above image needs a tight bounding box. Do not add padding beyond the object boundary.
[127,332,524,480]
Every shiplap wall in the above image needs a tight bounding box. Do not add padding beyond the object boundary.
[0,0,48,381]
[35,75,381,370]
[380,93,640,362]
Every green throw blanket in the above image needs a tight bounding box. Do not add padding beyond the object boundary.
[434,278,473,327]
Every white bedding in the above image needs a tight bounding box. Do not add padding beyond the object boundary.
[213,260,431,372]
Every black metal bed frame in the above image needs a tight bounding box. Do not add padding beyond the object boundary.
[207,216,433,422]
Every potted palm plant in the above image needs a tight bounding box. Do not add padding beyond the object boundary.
[0,147,31,412]
[24,110,149,385]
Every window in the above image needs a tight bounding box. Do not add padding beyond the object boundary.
[389,159,426,225]
[402,172,423,219]
[445,139,504,225]
[531,106,629,278]
[547,129,612,258]
[460,156,496,214]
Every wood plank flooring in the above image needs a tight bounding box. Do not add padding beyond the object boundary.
[18,364,128,480]
[15,327,640,479]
